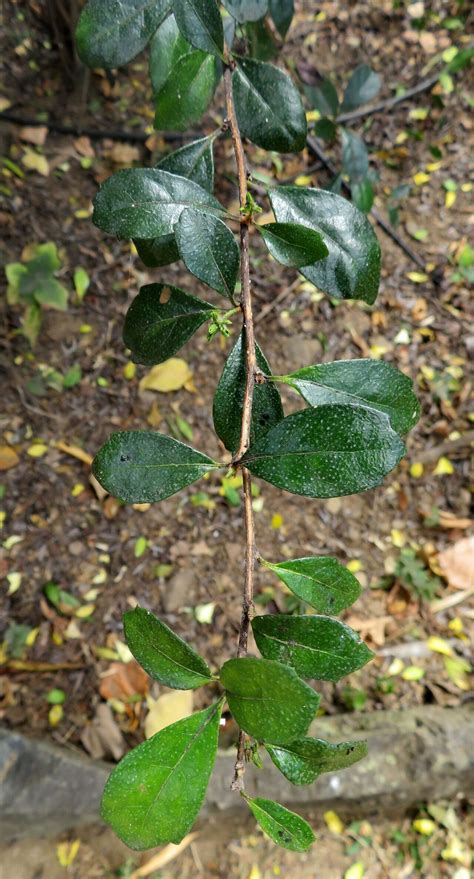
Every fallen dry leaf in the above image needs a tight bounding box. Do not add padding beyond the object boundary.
[139,358,193,393]
[55,440,92,466]
[145,690,193,739]
[438,537,474,590]
[19,125,48,146]
[100,660,148,704]
[130,834,199,879]
[74,136,95,157]
[0,446,20,471]
[345,615,393,647]
[81,703,126,761]
[21,147,50,176]
[105,142,141,164]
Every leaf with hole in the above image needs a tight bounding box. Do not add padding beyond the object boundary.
[93,169,222,240]
[123,284,214,365]
[157,136,215,192]
[175,209,239,299]
[258,222,328,268]
[269,0,294,36]
[244,797,315,852]
[76,0,171,69]
[173,0,224,57]
[279,359,420,435]
[243,405,405,498]
[269,186,381,304]
[252,614,374,681]
[261,556,361,614]
[341,64,382,112]
[92,431,219,504]
[220,657,319,744]
[223,0,268,22]
[101,701,222,849]
[266,737,368,785]
[232,58,307,153]
[213,331,284,454]
[123,607,213,688]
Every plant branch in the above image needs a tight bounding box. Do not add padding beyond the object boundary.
[223,63,257,793]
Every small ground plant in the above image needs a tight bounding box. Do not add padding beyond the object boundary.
[76,0,420,854]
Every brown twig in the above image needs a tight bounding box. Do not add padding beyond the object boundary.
[223,63,257,793]
[336,72,440,124]
[414,430,474,464]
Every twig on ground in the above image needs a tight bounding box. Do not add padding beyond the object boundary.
[414,430,474,464]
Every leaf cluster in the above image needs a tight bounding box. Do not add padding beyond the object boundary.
[5,243,68,346]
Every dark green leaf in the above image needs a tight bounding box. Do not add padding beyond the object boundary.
[341,64,382,112]
[280,359,420,435]
[446,47,474,74]
[92,431,219,504]
[269,0,294,36]
[123,284,214,365]
[305,78,339,118]
[93,169,222,240]
[243,405,405,498]
[134,235,180,268]
[223,0,268,23]
[258,222,328,268]
[245,20,278,61]
[261,556,361,614]
[351,178,374,214]
[149,14,190,94]
[314,117,337,141]
[266,737,368,785]
[341,129,369,183]
[244,797,315,852]
[155,50,220,131]
[157,136,215,192]
[173,0,224,57]
[252,614,374,681]
[101,701,222,849]
[76,0,171,69]
[232,58,307,153]
[123,606,213,688]
[213,331,284,454]
[269,186,381,304]
[220,657,319,744]
[175,209,239,299]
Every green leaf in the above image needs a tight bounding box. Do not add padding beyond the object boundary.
[314,117,337,142]
[175,209,239,299]
[149,14,191,95]
[269,186,381,304]
[351,178,374,214]
[134,235,180,268]
[305,77,339,118]
[258,222,328,268]
[223,0,268,23]
[266,737,368,785]
[123,284,214,365]
[261,556,361,614]
[9,243,68,312]
[244,797,315,852]
[245,20,278,61]
[22,303,42,347]
[232,58,307,153]
[73,267,90,301]
[173,0,224,58]
[76,0,171,69]
[220,657,319,744]
[269,0,294,36]
[101,701,222,849]
[33,278,68,310]
[157,136,215,192]
[123,606,213,689]
[244,405,405,497]
[279,359,420,435]
[252,614,374,681]
[92,431,219,504]
[155,50,220,131]
[93,169,222,240]
[213,331,284,454]
[341,64,382,112]
[341,129,369,183]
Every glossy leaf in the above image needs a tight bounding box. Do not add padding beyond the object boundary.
[314,117,337,142]
[232,58,307,153]
[123,606,213,688]
[123,284,214,365]
[175,209,239,299]
[258,222,328,268]
[269,186,381,304]
[134,235,180,268]
[223,0,268,22]
[351,178,374,214]
[252,614,374,681]
[155,50,220,131]
[261,556,361,614]
[101,701,222,849]
[149,14,190,95]
[92,431,219,504]
[173,0,224,57]
[341,64,382,112]
[305,77,339,118]
[220,657,319,744]
[93,169,222,240]
[243,405,405,498]
[157,136,215,192]
[76,0,171,69]
[244,797,315,852]
[269,0,294,37]
[213,331,284,454]
[280,359,420,435]
[341,129,369,183]
[266,737,368,785]
[246,20,278,61]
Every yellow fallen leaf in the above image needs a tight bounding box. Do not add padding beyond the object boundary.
[445,190,456,209]
[345,863,365,879]
[139,358,192,393]
[0,512,5,529]
[427,636,453,657]
[369,344,389,359]
[426,161,442,171]
[271,513,283,529]
[409,108,429,120]
[391,529,406,548]
[123,361,136,380]
[25,627,39,646]
[402,665,425,681]
[347,560,363,573]
[27,443,48,458]
[433,456,454,475]
[71,483,85,497]
[461,182,472,193]
[57,840,80,868]
[75,603,95,618]
[441,836,471,866]
[407,271,429,283]
[305,111,320,123]
[395,131,408,144]
[0,97,12,112]
[410,462,424,478]
[444,656,471,690]
[6,572,22,595]
[324,810,344,834]
[248,867,262,879]
[448,617,463,635]
[49,704,64,727]
[22,148,50,176]
[388,658,405,676]
[413,172,430,185]
[0,446,20,471]
[413,818,436,836]
[145,690,193,739]
[295,174,313,185]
